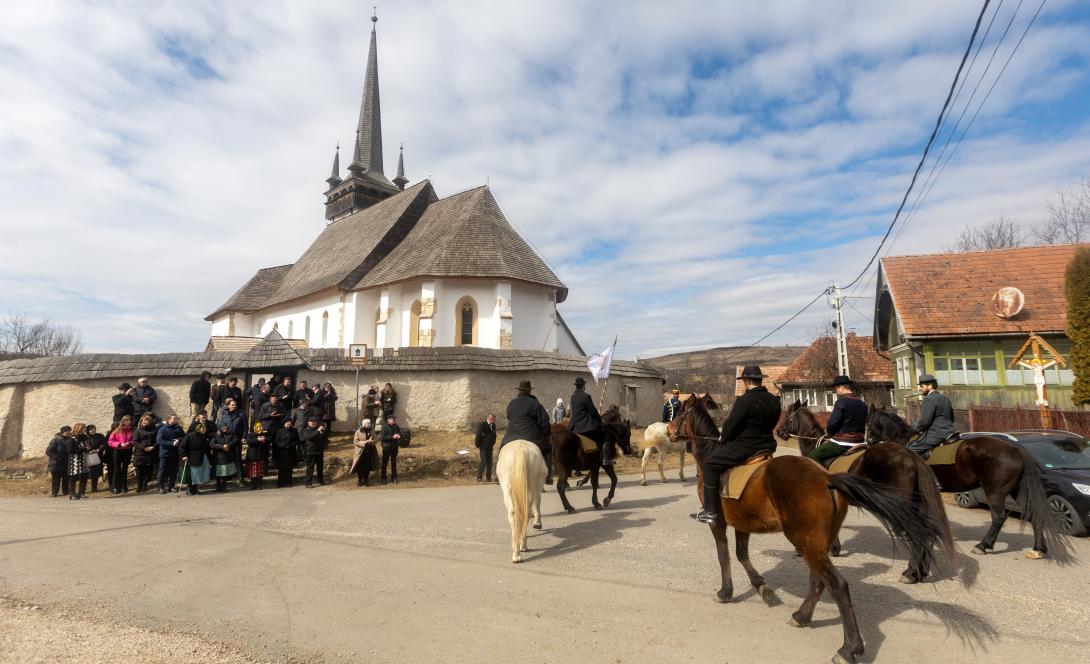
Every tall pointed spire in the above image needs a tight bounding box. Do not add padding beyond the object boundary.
[393,142,408,190]
[326,143,342,187]
[350,10,385,177]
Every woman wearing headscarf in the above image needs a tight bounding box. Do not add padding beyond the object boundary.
[66,423,90,500]
[107,416,134,494]
[131,414,157,493]
[84,424,108,493]
[350,419,378,487]
[247,422,268,490]
[179,422,212,495]
[211,423,237,493]
[273,419,299,488]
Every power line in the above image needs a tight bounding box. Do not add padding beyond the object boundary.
[842,0,994,289]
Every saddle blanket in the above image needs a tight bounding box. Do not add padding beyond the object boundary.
[827,444,868,474]
[576,434,599,455]
[720,456,771,500]
[927,439,962,466]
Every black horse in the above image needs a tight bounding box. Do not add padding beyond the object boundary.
[867,408,1072,561]
[550,420,634,513]
[777,401,957,583]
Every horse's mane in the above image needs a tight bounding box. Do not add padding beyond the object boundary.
[686,401,722,445]
[870,408,914,441]
[796,406,823,432]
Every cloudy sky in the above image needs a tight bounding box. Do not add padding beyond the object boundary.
[2,0,1089,359]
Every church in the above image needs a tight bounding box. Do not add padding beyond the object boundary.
[206,16,583,356]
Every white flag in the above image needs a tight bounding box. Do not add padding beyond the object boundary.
[587,342,615,383]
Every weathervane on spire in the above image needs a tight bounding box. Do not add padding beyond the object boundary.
[372,6,378,24]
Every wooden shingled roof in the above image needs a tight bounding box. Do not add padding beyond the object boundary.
[229,330,309,369]
[880,243,1089,337]
[0,352,239,385]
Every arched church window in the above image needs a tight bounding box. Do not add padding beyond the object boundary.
[455,296,477,346]
[304,316,311,346]
[409,300,421,347]
[322,311,329,346]
[287,320,294,338]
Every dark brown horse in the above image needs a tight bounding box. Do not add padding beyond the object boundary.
[550,422,634,513]
[776,401,957,583]
[867,408,1073,562]
[671,397,951,664]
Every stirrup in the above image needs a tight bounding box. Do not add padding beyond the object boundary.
[691,508,720,524]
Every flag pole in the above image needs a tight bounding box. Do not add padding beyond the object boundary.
[598,336,617,410]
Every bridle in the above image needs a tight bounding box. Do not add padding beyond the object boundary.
[777,407,825,443]
[668,407,722,444]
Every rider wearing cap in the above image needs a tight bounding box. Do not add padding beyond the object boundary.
[662,386,682,423]
[693,365,781,524]
[807,375,868,466]
[909,373,956,458]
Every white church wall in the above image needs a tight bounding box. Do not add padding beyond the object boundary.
[511,282,556,351]
[557,319,583,356]
[255,291,343,348]
[431,279,503,348]
[210,315,231,337]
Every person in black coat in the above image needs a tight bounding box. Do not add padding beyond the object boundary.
[500,380,551,468]
[380,383,397,419]
[273,420,299,488]
[364,386,380,422]
[693,366,782,524]
[569,377,609,464]
[46,426,73,497]
[302,416,327,488]
[131,415,157,493]
[66,424,90,500]
[220,377,243,422]
[132,378,157,418]
[319,383,337,430]
[189,371,212,425]
[210,425,237,493]
[274,377,296,411]
[84,424,108,493]
[246,424,269,490]
[257,395,286,437]
[179,425,212,495]
[112,383,135,427]
[379,415,403,484]
[474,414,497,482]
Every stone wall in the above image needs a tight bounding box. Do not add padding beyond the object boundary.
[4,370,663,459]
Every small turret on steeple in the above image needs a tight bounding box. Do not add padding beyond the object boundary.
[326,143,342,188]
[393,143,408,190]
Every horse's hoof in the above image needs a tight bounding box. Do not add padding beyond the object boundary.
[899,573,918,585]
[512,557,522,564]
[533,523,542,530]
[714,591,731,604]
[603,497,611,508]
[1026,549,1044,560]
[971,545,988,555]
[787,616,807,628]
[659,479,668,484]
[758,584,775,606]
[640,480,647,486]
[832,654,854,664]
[593,503,602,510]
[566,508,577,514]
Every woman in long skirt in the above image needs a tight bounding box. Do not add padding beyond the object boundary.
[211,424,237,492]
[247,423,268,490]
[179,423,212,495]
[67,423,89,500]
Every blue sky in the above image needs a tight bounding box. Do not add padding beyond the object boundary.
[1,0,1089,361]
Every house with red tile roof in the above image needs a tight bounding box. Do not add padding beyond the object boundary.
[873,244,1087,409]
[775,334,892,411]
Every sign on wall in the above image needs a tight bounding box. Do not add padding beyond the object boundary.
[348,344,368,366]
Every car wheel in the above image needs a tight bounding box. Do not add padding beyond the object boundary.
[954,492,979,509]
[1048,495,1088,537]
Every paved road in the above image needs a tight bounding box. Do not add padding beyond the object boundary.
[1,471,1087,664]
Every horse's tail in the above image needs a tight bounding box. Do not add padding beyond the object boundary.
[828,473,949,577]
[907,452,961,572]
[508,444,531,550]
[1014,446,1074,564]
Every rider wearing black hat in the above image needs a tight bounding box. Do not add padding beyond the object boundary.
[568,376,609,465]
[693,365,781,524]
[909,374,955,457]
[501,380,552,482]
[806,375,868,466]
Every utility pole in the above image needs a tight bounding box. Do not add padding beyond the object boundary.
[831,283,850,377]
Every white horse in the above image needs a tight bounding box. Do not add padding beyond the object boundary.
[639,422,687,486]
[496,440,548,563]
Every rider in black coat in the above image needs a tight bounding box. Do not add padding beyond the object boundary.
[568,377,608,463]
[501,382,551,451]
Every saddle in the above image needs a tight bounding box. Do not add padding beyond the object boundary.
[720,452,772,500]
[926,438,962,466]
[576,434,599,455]
[826,443,868,474]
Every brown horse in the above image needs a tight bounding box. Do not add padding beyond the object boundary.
[776,401,958,583]
[671,396,951,664]
[867,408,1073,562]
[550,422,634,513]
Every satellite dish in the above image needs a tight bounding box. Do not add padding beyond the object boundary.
[992,287,1025,319]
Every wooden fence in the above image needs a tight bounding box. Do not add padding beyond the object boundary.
[904,401,1090,438]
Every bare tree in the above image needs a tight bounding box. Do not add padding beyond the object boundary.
[949,215,1025,252]
[1035,176,1090,245]
[0,313,83,358]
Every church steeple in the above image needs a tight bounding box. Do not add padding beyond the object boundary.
[326,143,342,188]
[324,9,398,222]
[393,143,408,190]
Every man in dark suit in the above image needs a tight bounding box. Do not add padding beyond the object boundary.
[568,377,608,464]
[474,414,497,482]
[693,365,782,524]
[501,380,552,481]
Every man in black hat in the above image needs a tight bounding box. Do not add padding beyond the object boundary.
[910,373,955,457]
[693,365,781,524]
[806,375,868,465]
[568,376,609,464]
[501,380,552,481]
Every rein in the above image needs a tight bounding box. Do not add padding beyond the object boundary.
[669,408,721,443]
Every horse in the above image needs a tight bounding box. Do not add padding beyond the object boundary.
[776,400,957,583]
[671,396,953,664]
[496,440,548,563]
[550,422,634,513]
[639,422,689,485]
[868,407,1073,562]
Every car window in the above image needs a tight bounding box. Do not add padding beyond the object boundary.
[1022,438,1090,470]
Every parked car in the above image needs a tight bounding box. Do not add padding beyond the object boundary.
[953,430,1090,536]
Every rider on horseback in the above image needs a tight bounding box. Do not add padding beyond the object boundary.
[909,374,956,458]
[807,375,867,465]
[692,365,781,524]
[569,377,609,465]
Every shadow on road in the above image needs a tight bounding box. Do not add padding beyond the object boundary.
[529,494,685,562]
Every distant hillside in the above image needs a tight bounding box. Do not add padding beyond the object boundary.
[643,345,806,396]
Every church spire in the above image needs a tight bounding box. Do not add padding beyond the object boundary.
[350,10,384,177]
[393,143,408,190]
[326,143,342,187]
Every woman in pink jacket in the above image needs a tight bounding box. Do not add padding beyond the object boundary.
[107,415,134,494]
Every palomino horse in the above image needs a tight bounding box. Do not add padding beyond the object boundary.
[550,423,634,513]
[868,408,1073,561]
[776,400,958,583]
[497,440,548,563]
[671,397,951,664]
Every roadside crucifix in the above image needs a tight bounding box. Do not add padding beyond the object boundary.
[1008,332,1067,427]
